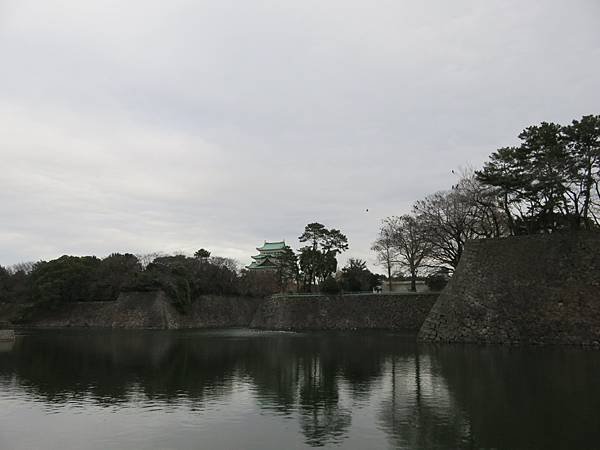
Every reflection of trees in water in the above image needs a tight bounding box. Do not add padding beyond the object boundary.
[297,355,351,447]
[0,331,248,404]
[239,336,301,414]
[241,333,394,445]
[0,330,407,445]
[377,346,472,449]
[4,331,600,448]
[429,345,600,449]
[291,334,406,446]
[377,343,600,449]
[20,331,600,448]
[0,341,14,353]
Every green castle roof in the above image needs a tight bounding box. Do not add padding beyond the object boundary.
[246,256,279,270]
[247,240,287,270]
[257,241,286,251]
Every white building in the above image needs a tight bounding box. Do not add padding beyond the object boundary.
[378,280,430,293]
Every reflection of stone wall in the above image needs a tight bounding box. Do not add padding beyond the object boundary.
[425,344,600,448]
[0,303,30,325]
[250,294,438,331]
[0,329,15,341]
[26,291,262,329]
[419,232,600,345]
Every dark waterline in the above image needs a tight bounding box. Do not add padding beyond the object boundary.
[1,329,599,449]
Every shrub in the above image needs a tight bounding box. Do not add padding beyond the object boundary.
[425,274,449,292]
[320,276,341,295]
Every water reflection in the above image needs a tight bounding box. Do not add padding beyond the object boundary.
[1,329,600,449]
[427,345,600,449]
[0,341,14,353]
[377,350,472,449]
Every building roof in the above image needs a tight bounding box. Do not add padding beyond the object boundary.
[257,241,286,251]
[247,240,287,270]
[246,256,279,270]
[251,253,279,261]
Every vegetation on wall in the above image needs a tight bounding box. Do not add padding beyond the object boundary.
[372,114,600,286]
[477,115,600,234]
[0,251,269,312]
[298,223,349,292]
[339,259,381,292]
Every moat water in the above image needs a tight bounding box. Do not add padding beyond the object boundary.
[1,329,599,449]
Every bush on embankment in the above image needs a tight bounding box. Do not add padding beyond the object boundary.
[0,253,278,321]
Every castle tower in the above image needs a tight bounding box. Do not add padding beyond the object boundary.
[246,241,286,270]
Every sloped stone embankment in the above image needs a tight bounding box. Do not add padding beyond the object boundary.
[418,232,600,345]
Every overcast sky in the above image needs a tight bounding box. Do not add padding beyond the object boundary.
[1,0,599,270]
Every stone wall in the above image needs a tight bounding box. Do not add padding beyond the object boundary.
[179,295,263,328]
[418,232,600,345]
[5,292,439,331]
[26,291,262,329]
[250,293,439,331]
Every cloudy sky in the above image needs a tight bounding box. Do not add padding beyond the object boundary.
[1,0,599,269]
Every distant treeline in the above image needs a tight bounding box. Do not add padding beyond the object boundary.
[0,252,278,311]
[0,250,389,312]
[0,223,383,309]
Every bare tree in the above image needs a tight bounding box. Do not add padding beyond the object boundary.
[455,170,508,239]
[135,252,166,269]
[390,215,431,292]
[208,256,240,274]
[371,217,401,291]
[7,261,36,275]
[414,171,508,272]
[413,190,474,271]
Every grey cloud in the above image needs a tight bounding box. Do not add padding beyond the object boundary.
[1,0,599,269]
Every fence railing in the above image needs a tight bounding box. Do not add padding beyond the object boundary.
[270,291,437,299]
